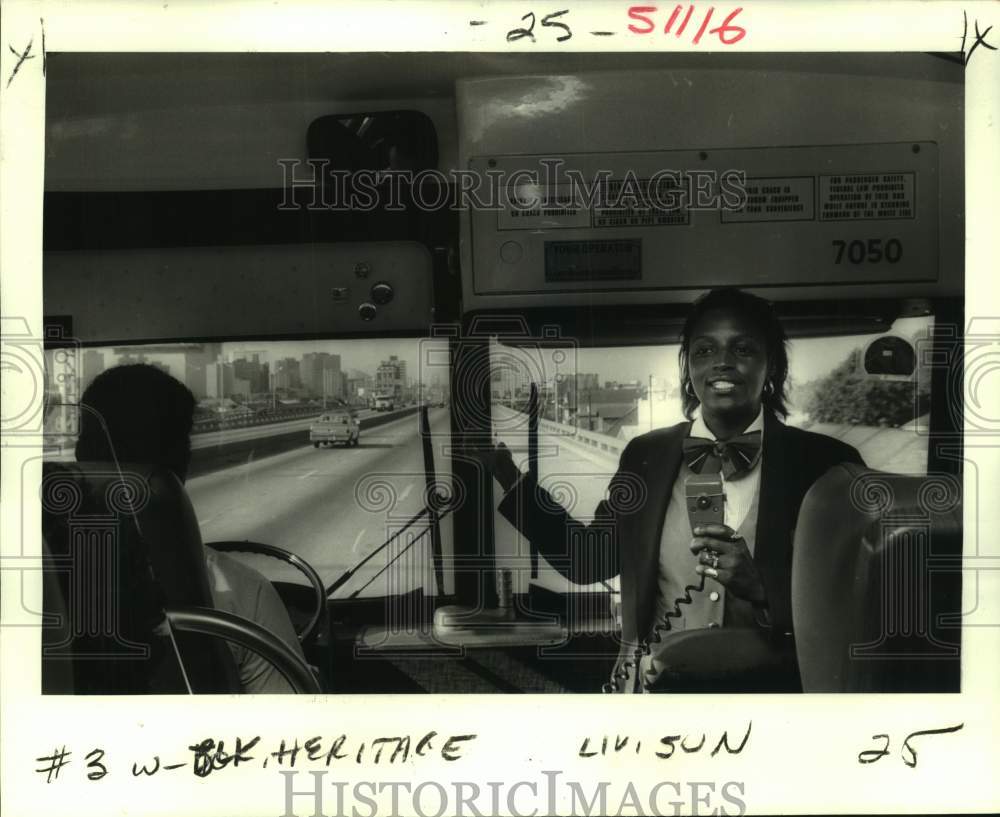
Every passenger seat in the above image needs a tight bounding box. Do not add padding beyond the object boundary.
[791,463,962,692]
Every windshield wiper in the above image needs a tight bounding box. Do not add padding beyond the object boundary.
[325,405,450,598]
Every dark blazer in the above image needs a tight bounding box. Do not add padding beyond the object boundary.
[499,411,864,649]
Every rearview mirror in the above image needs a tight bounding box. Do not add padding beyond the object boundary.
[862,335,916,379]
[307,110,438,173]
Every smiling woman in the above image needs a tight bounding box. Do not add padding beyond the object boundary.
[484,288,865,693]
[681,288,786,440]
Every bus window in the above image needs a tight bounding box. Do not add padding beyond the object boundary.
[784,315,933,475]
[489,313,934,597]
[45,337,454,599]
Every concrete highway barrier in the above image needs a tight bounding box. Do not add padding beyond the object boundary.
[187,406,421,478]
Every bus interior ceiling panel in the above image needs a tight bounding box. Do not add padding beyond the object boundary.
[44,242,434,344]
[457,58,963,310]
[46,70,460,192]
[51,51,934,193]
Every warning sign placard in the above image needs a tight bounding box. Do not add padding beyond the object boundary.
[819,172,916,221]
[498,177,690,230]
[497,183,590,231]
[721,177,815,223]
[471,142,940,301]
[592,177,689,228]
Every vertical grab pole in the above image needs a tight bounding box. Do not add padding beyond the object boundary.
[419,404,446,597]
[528,382,539,579]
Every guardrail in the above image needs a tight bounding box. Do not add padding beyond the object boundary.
[357,406,421,432]
[185,405,422,477]
[192,404,351,434]
[496,406,625,462]
[191,405,424,435]
[536,418,625,459]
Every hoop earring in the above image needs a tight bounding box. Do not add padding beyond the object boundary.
[684,381,695,397]
[764,380,775,396]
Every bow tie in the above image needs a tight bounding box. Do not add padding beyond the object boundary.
[682,431,762,479]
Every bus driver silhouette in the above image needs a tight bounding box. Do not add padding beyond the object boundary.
[74,364,306,693]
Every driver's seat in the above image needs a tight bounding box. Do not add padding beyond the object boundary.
[41,461,240,693]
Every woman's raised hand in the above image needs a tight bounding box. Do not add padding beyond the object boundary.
[468,439,523,492]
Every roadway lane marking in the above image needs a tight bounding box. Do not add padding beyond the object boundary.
[187,443,320,489]
[399,483,413,502]
[298,469,317,480]
[189,411,432,553]
[352,529,366,553]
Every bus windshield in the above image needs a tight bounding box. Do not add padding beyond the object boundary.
[45,338,454,597]
[490,314,934,596]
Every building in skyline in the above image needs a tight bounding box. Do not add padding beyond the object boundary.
[322,368,348,402]
[232,354,270,394]
[206,361,251,399]
[302,352,343,398]
[376,355,407,399]
[114,348,173,376]
[109,342,222,399]
[346,370,374,403]
[561,372,600,404]
[273,357,302,391]
[605,379,643,391]
[184,343,223,398]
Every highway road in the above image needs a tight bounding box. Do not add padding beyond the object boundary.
[187,409,455,598]
[185,404,622,599]
[491,407,621,597]
[48,394,925,605]
[189,407,387,450]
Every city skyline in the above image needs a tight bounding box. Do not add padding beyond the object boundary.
[53,315,930,409]
[64,343,429,404]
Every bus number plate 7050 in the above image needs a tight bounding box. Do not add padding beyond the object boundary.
[832,238,903,265]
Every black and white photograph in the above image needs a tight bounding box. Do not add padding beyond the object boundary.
[36,48,966,696]
[2,2,998,815]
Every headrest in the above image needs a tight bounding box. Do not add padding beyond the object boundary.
[792,463,962,692]
[41,461,237,693]
[42,462,213,607]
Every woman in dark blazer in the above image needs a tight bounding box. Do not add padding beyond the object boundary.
[486,288,864,692]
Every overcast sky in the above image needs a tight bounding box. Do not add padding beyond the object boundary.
[135,315,932,395]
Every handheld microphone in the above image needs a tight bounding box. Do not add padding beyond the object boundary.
[685,474,725,531]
